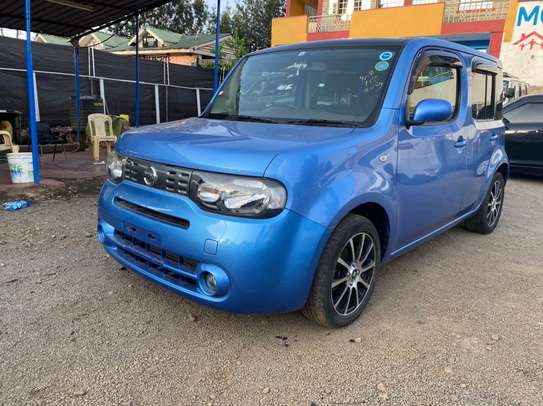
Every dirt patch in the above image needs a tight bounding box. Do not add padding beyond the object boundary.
[0,176,104,203]
[1,176,542,405]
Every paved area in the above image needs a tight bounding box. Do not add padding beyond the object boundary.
[0,176,542,405]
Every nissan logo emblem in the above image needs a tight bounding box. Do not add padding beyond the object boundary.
[143,166,158,186]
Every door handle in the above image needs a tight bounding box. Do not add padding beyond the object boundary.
[490,133,499,141]
[454,137,466,148]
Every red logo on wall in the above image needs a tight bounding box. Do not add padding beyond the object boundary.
[513,31,543,51]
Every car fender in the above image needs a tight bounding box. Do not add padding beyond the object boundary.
[474,144,509,209]
[265,133,399,262]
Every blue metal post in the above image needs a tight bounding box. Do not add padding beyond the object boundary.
[73,46,81,146]
[25,0,40,184]
[135,13,141,128]
[213,0,221,93]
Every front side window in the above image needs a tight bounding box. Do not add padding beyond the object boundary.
[208,46,400,127]
[407,64,459,121]
[471,71,496,120]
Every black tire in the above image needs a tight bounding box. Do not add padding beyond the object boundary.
[463,172,505,234]
[303,214,381,328]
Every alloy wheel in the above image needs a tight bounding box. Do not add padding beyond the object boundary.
[331,232,376,316]
[487,179,503,227]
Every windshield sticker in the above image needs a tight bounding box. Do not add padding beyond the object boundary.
[379,51,394,61]
[374,61,390,72]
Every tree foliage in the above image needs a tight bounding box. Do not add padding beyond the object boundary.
[231,0,286,52]
[110,0,286,60]
[207,0,286,55]
[110,0,209,37]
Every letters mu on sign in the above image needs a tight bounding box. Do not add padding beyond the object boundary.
[514,2,543,51]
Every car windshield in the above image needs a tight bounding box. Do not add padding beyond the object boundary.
[206,46,400,127]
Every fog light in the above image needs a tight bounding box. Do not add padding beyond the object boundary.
[197,265,229,297]
[204,272,217,293]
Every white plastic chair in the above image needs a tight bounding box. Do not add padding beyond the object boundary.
[0,130,19,153]
[88,113,117,161]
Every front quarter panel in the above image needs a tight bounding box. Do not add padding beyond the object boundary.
[265,109,399,254]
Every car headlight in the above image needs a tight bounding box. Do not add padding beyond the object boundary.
[190,171,287,218]
[106,151,124,183]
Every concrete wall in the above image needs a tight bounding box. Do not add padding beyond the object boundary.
[271,15,308,45]
[349,3,444,38]
[287,0,307,16]
[501,0,543,86]
[169,54,198,66]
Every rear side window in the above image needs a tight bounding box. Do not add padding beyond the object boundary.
[470,66,502,120]
[471,72,494,119]
[407,64,458,120]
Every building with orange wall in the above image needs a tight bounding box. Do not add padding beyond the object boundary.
[272,0,543,85]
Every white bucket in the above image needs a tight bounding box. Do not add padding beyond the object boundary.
[7,152,34,184]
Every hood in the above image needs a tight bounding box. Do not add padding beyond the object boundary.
[116,118,355,176]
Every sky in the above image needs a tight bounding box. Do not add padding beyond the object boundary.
[207,0,238,10]
[0,28,28,39]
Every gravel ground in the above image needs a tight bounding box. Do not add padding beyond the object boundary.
[1,176,542,406]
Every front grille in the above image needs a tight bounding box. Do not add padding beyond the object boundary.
[124,157,192,196]
[113,229,198,290]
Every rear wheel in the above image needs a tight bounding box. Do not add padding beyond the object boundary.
[463,172,505,234]
[303,214,380,328]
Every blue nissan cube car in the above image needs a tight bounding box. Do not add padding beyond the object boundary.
[97,38,509,327]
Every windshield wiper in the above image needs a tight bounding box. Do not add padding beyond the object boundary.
[206,114,362,127]
[206,113,281,124]
[283,119,361,127]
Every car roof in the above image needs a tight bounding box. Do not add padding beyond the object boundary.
[254,38,408,54]
[252,37,499,65]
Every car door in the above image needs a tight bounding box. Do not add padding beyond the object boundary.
[462,59,504,210]
[504,100,543,170]
[397,50,469,248]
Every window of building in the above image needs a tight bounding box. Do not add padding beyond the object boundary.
[337,0,348,14]
[459,0,494,11]
[353,0,372,10]
[379,0,404,8]
[412,0,438,4]
[471,71,497,120]
[407,64,459,121]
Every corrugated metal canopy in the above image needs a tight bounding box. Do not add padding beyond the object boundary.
[0,0,172,38]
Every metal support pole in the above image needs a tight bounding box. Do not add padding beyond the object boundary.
[154,85,160,124]
[73,46,81,146]
[90,47,96,96]
[91,47,96,77]
[99,78,106,114]
[32,71,40,121]
[196,88,201,116]
[213,0,221,93]
[25,0,40,184]
[135,13,141,128]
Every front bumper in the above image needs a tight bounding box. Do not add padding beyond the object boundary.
[97,180,327,313]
